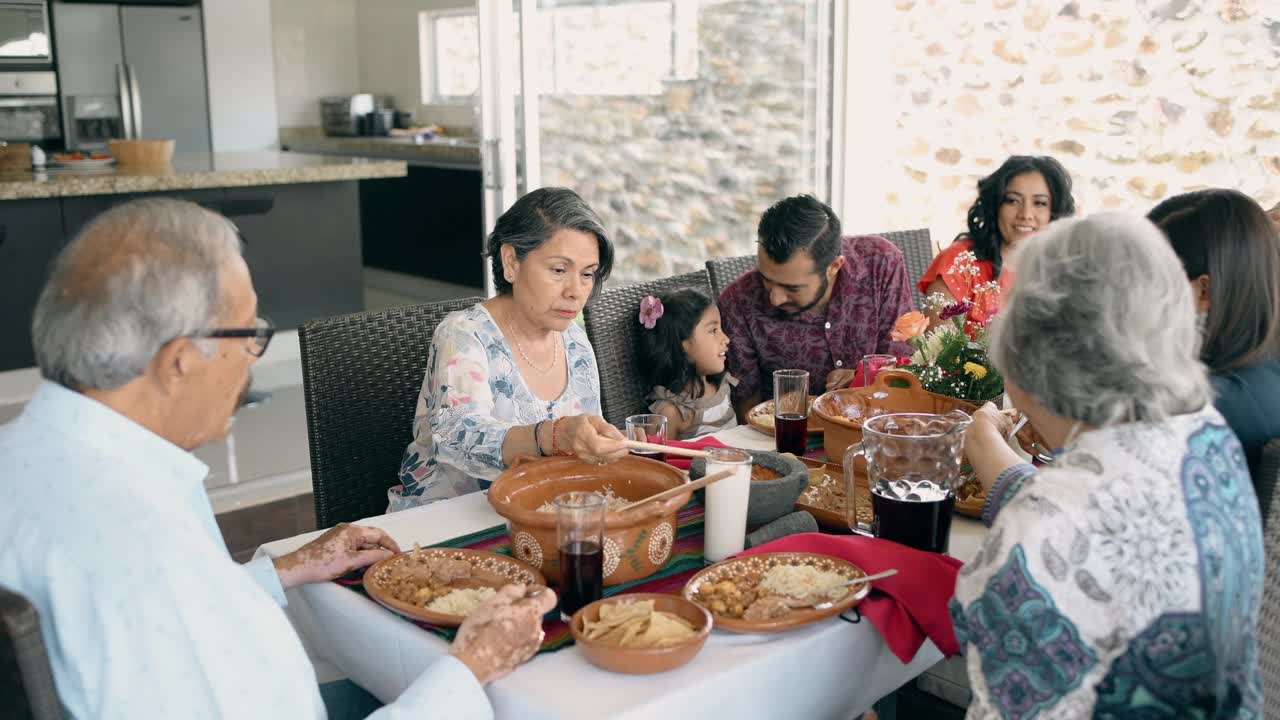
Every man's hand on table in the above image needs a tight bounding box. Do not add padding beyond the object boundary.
[272,523,401,591]
[450,584,557,685]
[825,368,858,391]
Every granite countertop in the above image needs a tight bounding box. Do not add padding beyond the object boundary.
[278,128,480,168]
[0,151,408,201]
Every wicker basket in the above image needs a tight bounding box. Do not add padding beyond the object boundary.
[0,143,32,170]
[108,139,175,166]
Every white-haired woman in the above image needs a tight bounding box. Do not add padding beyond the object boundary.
[955,213,1262,717]
[392,187,628,511]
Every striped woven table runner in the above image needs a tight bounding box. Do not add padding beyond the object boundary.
[335,500,707,654]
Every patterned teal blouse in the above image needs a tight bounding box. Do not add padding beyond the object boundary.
[392,304,602,511]
[951,406,1263,719]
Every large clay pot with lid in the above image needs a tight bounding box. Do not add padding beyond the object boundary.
[813,368,1049,463]
[812,369,976,461]
[487,455,692,586]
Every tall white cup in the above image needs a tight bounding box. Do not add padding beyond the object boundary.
[702,448,753,562]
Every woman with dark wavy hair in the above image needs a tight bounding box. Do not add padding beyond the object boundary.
[918,155,1075,326]
[1148,188,1280,477]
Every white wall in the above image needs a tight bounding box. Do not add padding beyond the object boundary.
[202,0,281,151]
[355,0,475,130]
[271,0,362,128]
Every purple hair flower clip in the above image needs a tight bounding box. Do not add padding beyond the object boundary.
[639,295,664,329]
[940,301,972,321]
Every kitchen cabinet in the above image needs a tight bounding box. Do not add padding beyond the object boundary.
[220,182,363,328]
[3,182,366,372]
[62,183,364,330]
[359,165,484,287]
[0,200,66,371]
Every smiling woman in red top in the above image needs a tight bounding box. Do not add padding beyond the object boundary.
[918,155,1076,327]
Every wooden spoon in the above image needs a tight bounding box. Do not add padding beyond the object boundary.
[616,468,736,515]
[624,440,711,459]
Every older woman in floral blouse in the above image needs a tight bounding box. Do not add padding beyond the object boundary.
[956,213,1262,717]
[391,187,628,511]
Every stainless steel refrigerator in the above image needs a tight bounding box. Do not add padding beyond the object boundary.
[52,1,211,153]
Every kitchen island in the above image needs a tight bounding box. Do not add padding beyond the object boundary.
[279,129,485,288]
[0,152,407,371]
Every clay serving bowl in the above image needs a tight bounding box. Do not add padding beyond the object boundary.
[813,368,1048,463]
[570,593,712,674]
[487,456,692,586]
[688,449,807,526]
[812,369,968,461]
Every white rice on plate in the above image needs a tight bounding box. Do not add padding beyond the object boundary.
[759,564,850,600]
[426,587,497,616]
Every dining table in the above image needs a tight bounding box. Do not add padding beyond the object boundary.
[255,423,987,720]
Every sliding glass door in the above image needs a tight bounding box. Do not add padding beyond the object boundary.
[479,0,836,290]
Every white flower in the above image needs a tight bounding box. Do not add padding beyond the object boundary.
[921,292,951,314]
[916,328,946,364]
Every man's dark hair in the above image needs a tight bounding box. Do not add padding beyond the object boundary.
[757,194,842,271]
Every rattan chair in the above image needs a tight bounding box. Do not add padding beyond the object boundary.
[583,270,713,427]
[704,229,934,307]
[300,297,482,528]
[876,228,933,309]
[706,255,756,299]
[0,585,62,720]
[1257,439,1280,714]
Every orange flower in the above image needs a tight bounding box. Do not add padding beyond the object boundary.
[891,311,929,342]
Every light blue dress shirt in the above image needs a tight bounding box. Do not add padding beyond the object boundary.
[0,382,492,719]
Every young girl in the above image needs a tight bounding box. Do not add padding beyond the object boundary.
[637,288,737,440]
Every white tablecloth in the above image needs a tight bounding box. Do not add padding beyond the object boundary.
[256,424,986,720]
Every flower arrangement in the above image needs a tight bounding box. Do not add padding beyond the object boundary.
[890,251,1004,403]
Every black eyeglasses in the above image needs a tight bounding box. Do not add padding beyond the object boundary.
[191,316,275,357]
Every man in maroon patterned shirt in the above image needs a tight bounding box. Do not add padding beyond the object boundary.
[719,195,915,420]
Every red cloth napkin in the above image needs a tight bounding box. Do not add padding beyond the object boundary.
[662,436,730,471]
[739,532,962,663]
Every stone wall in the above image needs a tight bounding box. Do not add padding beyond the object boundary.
[538,0,822,283]
[538,0,1280,286]
[881,0,1280,247]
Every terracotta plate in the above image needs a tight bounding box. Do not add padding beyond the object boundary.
[954,473,985,518]
[793,457,872,531]
[362,547,546,627]
[683,552,870,633]
[746,396,824,437]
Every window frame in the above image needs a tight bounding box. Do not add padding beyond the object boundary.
[420,7,482,106]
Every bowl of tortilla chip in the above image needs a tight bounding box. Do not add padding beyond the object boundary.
[569,593,712,674]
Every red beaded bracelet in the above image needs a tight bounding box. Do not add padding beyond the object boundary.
[551,417,569,456]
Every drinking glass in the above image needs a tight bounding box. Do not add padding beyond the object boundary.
[772,369,809,455]
[702,447,753,562]
[625,413,668,460]
[554,491,606,619]
[860,354,898,386]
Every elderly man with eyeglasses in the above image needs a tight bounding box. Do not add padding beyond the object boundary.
[0,198,553,719]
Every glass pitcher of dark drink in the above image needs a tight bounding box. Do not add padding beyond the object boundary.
[842,410,971,554]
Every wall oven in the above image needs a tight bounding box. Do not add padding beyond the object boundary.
[0,1,53,67]
[0,71,61,146]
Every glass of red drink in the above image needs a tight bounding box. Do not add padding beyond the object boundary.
[772,369,809,455]
[860,354,898,386]
[554,491,606,620]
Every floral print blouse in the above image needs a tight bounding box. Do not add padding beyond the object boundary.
[951,406,1263,718]
[391,304,603,512]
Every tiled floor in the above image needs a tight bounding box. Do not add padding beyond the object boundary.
[0,269,483,556]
